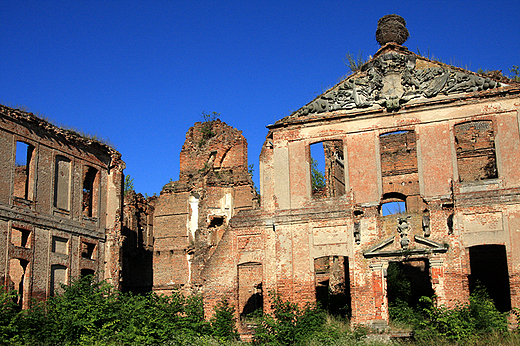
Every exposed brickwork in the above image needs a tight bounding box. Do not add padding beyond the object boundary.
[0,104,124,307]
[152,119,257,297]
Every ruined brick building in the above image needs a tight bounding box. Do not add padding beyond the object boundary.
[148,15,520,329]
[151,119,258,296]
[0,104,125,308]
[5,14,520,331]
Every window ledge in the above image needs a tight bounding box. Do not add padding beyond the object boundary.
[458,179,501,193]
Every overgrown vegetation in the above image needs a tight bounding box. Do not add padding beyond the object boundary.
[199,111,220,147]
[344,51,367,73]
[510,65,520,81]
[0,276,516,345]
[0,275,239,345]
[123,174,134,196]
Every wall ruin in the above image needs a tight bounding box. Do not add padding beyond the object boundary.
[0,105,124,307]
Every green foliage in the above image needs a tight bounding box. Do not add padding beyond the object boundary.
[2,275,220,345]
[123,174,134,196]
[248,164,260,196]
[510,65,520,81]
[253,291,326,345]
[210,297,240,342]
[414,287,508,343]
[0,287,19,341]
[311,158,326,192]
[304,315,368,346]
[344,51,367,73]
[199,111,220,146]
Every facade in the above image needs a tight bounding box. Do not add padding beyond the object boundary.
[199,17,520,328]
[0,104,125,308]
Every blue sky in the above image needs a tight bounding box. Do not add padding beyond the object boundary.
[2,1,519,196]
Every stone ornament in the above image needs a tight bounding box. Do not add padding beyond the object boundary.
[293,52,500,117]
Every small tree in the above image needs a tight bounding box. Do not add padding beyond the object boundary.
[311,158,326,191]
[510,65,520,81]
[210,297,239,342]
[199,111,220,146]
[123,175,134,196]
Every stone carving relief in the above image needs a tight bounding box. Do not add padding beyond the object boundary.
[397,216,411,249]
[295,53,499,116]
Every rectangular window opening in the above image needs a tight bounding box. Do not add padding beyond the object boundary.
[310,140,345,199]
[50,265,68,296]
[11,228,31,248]
[14,141,34,200]
[82,166,99,217]
[54,156,71,211]
[454,120,498,182]
[81,242,96,259]
[52,236,69,254]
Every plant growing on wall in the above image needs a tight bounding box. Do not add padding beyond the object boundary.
[199,111,220,146]
[123,174,134,196]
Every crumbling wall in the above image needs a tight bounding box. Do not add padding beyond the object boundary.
[153,119,257,295]
[122,191,155,292]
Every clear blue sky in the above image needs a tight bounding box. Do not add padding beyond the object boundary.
[2,1,519,196]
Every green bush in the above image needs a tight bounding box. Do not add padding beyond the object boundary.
[210,297,240,342]
[253,291,326,345]
[2,275,233,345]
[415,287,508,343]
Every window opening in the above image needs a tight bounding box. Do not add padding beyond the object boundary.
[81,269,95,278]
[387,261,434,323]
[82,166,98,217]
[81,242,96,259]
[208,215,225,228]
[11,228,31,248]
[50,265,68,296]
[14,141,34,200]
[310,140,345,199]
[54,156,71,210]
[314,256,351,317]
[381,201,406,216]
[52,236,68,254]
[454,120,497,182]
[8,258,28,307]
[468,245,511,312]
[381,193,407,216]
[380,130,418,177]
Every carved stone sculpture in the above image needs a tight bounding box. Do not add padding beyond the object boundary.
[397,216,411,249]
[292,52,499,118]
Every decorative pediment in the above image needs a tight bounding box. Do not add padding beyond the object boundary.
[363,234,448,258]
[292,51,503,118]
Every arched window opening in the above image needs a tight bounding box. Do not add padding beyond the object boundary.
[380,193,407,216]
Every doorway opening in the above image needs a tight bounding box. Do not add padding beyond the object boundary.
[468,245,511,312]
[314,256,351,317]
[387,260,434,322]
